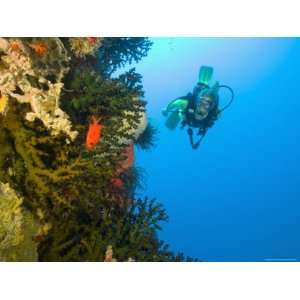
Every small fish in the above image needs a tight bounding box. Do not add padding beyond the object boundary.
[85,116,103,150]
[29,41,48,57]
[87,37,97,44]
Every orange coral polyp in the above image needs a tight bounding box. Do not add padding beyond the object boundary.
[29,42,48,57]
[9,41,21,52]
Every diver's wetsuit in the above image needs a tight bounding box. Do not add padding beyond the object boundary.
[181,88,219,135]
[178,84,219,149]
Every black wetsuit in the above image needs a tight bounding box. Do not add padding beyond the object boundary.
[181,86,219,135]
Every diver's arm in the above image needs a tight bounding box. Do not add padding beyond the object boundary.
[162,97,189,115]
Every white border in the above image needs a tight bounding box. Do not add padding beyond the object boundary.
[0,0,299,36]
[0,263,299,300]
[1,1,300,299]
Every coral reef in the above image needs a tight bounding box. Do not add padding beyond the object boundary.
[0,37,193,262]
[118,109,148,145]
[0,37,77,140]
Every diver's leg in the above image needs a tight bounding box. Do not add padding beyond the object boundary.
[197,128,206,136]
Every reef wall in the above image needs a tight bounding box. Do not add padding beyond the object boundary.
[0,37,191,261]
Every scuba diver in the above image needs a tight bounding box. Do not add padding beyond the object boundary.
[162,66,234,149]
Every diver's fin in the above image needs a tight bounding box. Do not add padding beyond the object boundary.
[198,66,214,86]
[163,98,188,130]
[165,111,181,130]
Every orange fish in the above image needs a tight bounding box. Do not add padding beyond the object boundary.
[86,116,103,150]
[29,41,48,57]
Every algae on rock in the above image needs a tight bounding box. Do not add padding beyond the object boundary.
[69,37,104,58]
[0,182,39,261]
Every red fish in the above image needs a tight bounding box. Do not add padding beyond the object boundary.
[85,116,103,150]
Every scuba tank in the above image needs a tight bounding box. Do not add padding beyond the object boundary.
[194,65,234,117]
[193,66,218,122]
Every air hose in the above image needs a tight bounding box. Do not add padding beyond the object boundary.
[218,85,234,113]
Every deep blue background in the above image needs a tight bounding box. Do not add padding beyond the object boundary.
[116,38,300,261]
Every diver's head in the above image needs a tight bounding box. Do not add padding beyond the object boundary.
[195,95,214,120]
[200,96,211,111]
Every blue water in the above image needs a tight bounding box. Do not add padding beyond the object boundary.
[117,38,300,261]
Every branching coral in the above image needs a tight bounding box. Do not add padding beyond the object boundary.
[38,196,180,262]
[118,109,147,145]
[98,197,175,262]
[0,37,77,141]
[120,166,146,196]
[97,38,153,77]
[0,104,86,214]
